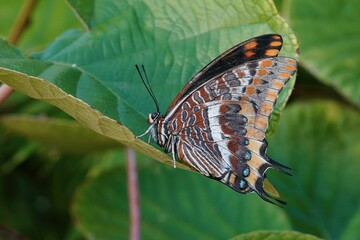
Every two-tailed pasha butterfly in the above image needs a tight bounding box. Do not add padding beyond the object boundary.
[137,34,297,205]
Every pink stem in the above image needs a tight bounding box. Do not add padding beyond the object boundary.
[126,148,140,240]
[0,84,14,105]
[1,0,39,104]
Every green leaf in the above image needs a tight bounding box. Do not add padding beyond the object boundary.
[0,40,23,58]
[0,115,121,154]
[0,0,298,166]
[0,150,104,239]
[0,141,38,173]
[268,101,360,239]
[72,163,129,239]
[232,230,322,240]
[0,1,23,37]
[73,159,291,239]
[0,67,179,169]
[341,206,360,240]
[67,0,94,29]
[287,0,360,106]
[18,0,82,52]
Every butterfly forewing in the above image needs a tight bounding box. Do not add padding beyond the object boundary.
[143,34,297,205]
[166,34,284,114]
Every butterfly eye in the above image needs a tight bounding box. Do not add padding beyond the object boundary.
[148,112,159,124]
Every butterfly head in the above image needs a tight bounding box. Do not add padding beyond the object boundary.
[137,111,163,144]
[147,112,162,143]
[147,112,168,147]
[147,111,161,124]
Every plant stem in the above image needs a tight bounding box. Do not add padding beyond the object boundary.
[126,148,140,240]
[7,0,38,45]
[0,0,38,105]
[0,84,14,105]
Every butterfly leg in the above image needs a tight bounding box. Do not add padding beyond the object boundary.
[171,136,177,168]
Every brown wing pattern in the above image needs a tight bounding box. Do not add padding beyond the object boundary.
[166,34,284,114]
[167,57,297,204]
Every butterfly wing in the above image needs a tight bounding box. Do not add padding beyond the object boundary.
[167,56,297,205]
[166,34,284,115]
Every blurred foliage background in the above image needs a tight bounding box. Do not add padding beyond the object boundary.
[0,0,359,239]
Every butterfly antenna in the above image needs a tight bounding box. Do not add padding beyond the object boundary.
[141,64,160,112]
[135,64,160,112]
[140,66,154,96]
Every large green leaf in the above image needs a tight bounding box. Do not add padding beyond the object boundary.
[0,151,105,239]
[0,66,178,169]
[341,206,360,240]
[0,116,120,154]
[72,157,291,239]
[268,101,360,239]
[232,230,321,240]
[0,0,298,166]
[286,0,360,106]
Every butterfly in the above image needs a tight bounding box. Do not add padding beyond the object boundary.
[137,34,297,205]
